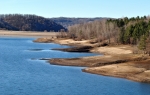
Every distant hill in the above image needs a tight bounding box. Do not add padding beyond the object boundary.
[50,17,109,28]
[0,14,66,32]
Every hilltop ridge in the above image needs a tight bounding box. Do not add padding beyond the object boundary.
[0,14,66,32]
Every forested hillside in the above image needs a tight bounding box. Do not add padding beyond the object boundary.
[0,14,66,32]
[66,16,150,53]
[50,17,108,28]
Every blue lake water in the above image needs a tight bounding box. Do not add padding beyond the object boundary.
[0,37,150,95]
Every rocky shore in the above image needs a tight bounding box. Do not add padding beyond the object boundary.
[34,37,150,83]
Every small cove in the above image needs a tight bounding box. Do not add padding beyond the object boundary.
[0,37,150,95]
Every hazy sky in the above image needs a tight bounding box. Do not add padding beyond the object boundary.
[1,0,150,18]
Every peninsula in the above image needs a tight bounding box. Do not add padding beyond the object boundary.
[34,37,150,83]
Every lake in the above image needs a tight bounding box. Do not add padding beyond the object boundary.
[0,37,150,95]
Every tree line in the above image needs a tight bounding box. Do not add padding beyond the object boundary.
[108,16,150,44]
[66,15,150,53]
[0,14,66,32]
[67,20,119,42]
[50,17,108,28]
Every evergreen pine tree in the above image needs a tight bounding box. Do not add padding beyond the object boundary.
[138,35,146,51]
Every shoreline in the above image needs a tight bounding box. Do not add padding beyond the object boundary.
[0,30,58,38]
[0,31,150,83]
[34,37,150,83]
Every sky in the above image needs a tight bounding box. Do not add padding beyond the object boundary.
[0,0,150,18]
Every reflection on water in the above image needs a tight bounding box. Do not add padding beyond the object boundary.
[0,37,150,95]
[28,49,44,51]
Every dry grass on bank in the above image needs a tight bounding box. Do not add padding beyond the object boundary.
[33,37,150,83]
[0,30,58,38]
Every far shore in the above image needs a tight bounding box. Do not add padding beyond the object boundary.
[1,30,150,83]
[0,30,58,38]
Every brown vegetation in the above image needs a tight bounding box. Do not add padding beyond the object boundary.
[83,59,150,83]
[34,37,150,83]
[67,20,119,44]
[52,46,93,52]
[49,54,146,67]
[0,14,66,31]
[33,15,150,83]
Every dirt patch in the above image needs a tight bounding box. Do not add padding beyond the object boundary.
[83,60,150,83]
[34,38,55,43]
[49,54,146,67]
[52,46,93,52]
[91,46,133,55]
